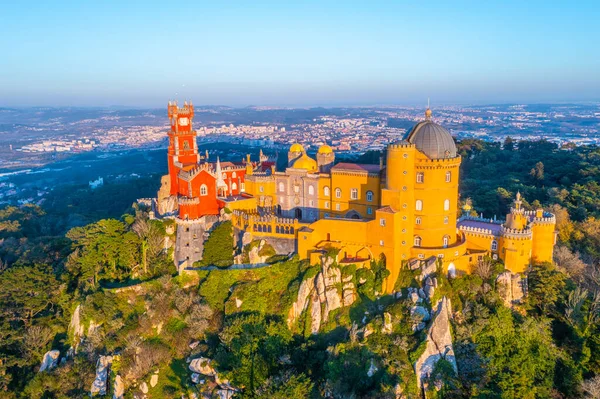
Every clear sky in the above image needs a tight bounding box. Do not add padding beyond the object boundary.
[1,0,599,107]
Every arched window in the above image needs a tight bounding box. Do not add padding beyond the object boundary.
[444,199,450,211]
[491,240,498,251]
[415,217,421,225]
[200,184,208,196]
[350,188,358,200]
[416,200,423,211]
[416,172,424,183]
[335,188,342,198]
[366,191,373,202]
[414,236,422,247]
[232,172,237,178]
[232,182,237,191]
[308,185,314,195]
[222,173,227,179]
[324,186,330,197]
[443,235,450,248]
[445,171,451,183]
[183,140,190,150]
[279,182,285,192]
[444,216,449,224]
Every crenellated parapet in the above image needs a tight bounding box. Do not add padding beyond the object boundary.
[387,141,415,150]
[231,209,307,237]
[178,197,200,205]
[459,225,495,237]
[500,225,532,240]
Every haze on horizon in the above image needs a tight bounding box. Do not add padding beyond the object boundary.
[1,0,599,108]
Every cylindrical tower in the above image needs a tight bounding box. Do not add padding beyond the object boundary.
[405,109,461,249]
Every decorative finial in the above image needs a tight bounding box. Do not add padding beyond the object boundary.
[516,191,521,201]
[425,98,432,119]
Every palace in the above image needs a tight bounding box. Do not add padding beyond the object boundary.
[157,102,556,293]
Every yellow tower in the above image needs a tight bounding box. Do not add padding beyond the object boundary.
[405,109,461,249]
[530,208,556,264]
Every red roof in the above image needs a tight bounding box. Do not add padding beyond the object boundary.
[331,163,382,173]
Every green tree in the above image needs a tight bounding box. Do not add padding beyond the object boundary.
[201,221,234,267]
[527,262,566,316]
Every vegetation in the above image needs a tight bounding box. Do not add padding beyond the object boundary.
[1,139,600,397]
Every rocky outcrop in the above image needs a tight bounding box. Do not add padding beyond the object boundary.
[69,304,84,345]
[287,255,358,334]
[113,375,124,399]
[414,297,457,390]
[90,355,112,396]
[189,357,217,376]
[157,175,178,216]
[39,350,60,372]
[496,271,525,307]
[150,371,159,387]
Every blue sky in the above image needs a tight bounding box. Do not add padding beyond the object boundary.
[0,1,599,107]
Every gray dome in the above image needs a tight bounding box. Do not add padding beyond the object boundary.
[404,117,457,159]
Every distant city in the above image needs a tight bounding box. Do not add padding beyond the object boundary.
[1,103,599,170]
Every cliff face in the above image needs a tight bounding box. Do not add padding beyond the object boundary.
[414,296,457,392]
[287,255,357,334]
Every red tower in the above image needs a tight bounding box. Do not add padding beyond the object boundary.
[167,101,199,195]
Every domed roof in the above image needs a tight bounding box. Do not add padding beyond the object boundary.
[292,153,318,172]
[290,143,304,153]
[318,144,333,154]
[404,110,457,159]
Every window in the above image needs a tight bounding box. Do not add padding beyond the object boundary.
[259,186,264,193]
[366,190,373,202]
[414,236,422,247]
[380,218,386,227]
[418,254,425,259]
[445,171,451,182]
[294,185,300,193]
[241,182,245,191]
[335,188,342,198]
[380,240,384,246]
[279,182,285,192]
[222,173,227,179]
[416,217,421,225]
[280,197,284,204]
[308,185,314,195]
[444,199,450,211]
[324,213,330,218]
[324,186,330,196]
[443,235,450,248]
[444,216,449,224]
[200,184,208,196]
[232,182,237,190]
[335,203,340,211]
[416,200,423,211]
[232,172,237,178]
[491,240,498,251]
[416,172,424,183]
[325,201,330,209]
[367,207,372,215]
[309,200,314,207]
[351,188,358,200]
[183,140,190,150]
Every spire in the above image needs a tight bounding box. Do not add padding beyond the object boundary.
[215,157,227,191]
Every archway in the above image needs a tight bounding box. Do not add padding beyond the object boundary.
[294,208,302,220]
[346,210,361,219]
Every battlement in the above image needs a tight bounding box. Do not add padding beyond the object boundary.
[178,197,200,205]
[458,215,504,225]
[387,141,415,151]
[168,101,194,118]
[459,225,495,236]
[500,225,532,239]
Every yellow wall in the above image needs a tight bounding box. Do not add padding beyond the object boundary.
[499,234,532,273]
[330,171,380,218]
[244,176,276,206]
[531,222,556,264]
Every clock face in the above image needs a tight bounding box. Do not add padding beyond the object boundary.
[179,117,189,126]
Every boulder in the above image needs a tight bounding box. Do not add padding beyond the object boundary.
[39,350,60,372]
[342,282,356,307]
[140,381,148,394]
[191,373,201,384]
[410,306,430,322]
[189,357,216,376]
[216,389,236,399]
[113,375,124,399]
[189,341,200,350]
[382,312,393,334]
[150,372,159,387]
[367,359,378,377]
[69,304,84,343]
[90,355,112,396]
[235,298,243,308]
[419,257,437,281]
[409,291,421,304]
[496,271,525,307]
[323,286,342,322]
[414,297,457,390]
[423,284,434,300]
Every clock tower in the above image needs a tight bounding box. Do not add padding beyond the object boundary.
[167,101,199,195]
